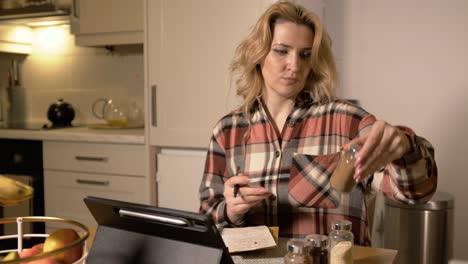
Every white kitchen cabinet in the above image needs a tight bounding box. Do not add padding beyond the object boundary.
[71,0,143,46]
[43,141,145,176]
[44,170,147,230]
[43,141,149,230]
[145,0,271,148]
[145,0,324,148]
[156,148,206,212]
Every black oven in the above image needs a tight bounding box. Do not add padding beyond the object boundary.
[0,138,45,249]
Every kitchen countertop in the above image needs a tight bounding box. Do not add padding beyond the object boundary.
[0,126,145,144]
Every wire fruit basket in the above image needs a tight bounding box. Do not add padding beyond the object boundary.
[0,216,89,264]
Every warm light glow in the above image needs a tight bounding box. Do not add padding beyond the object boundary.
[27,20,66,27]
[9,26,33,44]
[34,25,68,54]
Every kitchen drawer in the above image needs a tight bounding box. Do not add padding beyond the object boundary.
[43,141,144,176]
[44,170,148,229]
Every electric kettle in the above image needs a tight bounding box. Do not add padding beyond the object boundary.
[47,98,75,127]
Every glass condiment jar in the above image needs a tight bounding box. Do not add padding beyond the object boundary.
[284,238,312,264]
[330,145,360,193]
[305,234,328,264]
[328,220,354,264]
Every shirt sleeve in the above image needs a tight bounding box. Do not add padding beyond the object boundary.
[360,115,438,204]
[198,130,232,228]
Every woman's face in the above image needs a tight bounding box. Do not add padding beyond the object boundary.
[261,21,313,101]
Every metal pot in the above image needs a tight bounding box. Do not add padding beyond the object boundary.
[47,98,75,127]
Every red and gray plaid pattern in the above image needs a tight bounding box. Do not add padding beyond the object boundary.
[199,92,437,245]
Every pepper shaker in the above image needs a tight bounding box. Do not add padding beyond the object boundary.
[305,234,328,264]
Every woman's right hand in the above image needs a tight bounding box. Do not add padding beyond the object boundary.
[224,173,272,225]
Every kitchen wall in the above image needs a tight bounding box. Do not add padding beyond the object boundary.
[325,0,468,261]
[1,24,144,125]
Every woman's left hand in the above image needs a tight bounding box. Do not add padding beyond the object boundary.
[345,120,411,182]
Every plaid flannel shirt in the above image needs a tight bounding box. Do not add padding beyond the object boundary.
[199,91,437,245]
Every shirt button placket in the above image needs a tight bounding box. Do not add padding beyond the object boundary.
[273,148,282,216]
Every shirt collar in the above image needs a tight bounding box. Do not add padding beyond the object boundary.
[252,90,314,112]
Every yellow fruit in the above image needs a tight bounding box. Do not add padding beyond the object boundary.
[0,175,33,205]
[43,228,83,264]
[2,251,20,261]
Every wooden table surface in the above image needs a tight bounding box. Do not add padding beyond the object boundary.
[231,237,397,264]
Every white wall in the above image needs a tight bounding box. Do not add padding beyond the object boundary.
[325,0,468,260]
[1,24,144,125]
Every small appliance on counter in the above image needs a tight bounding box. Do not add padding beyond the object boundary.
[46,98,75,128]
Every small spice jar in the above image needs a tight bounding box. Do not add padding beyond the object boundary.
[328,220,354,264]
[284,238,312,264]
[330,145,361,193]
[305,234,328,264]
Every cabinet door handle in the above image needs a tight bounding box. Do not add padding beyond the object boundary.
[76,179,110,186]
[75,156,108,162]
[151,84,157,127]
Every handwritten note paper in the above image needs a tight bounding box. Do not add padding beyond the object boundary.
[221,226,277,253]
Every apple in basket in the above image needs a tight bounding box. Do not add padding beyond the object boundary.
[43,228,83,264]
[19,228,83,264]
[19,244,54,264]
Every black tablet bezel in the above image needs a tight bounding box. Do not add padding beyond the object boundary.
[83,196,233,264]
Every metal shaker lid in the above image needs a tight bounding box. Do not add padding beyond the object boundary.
[331,220,352,231]
[305,234,328,248]
[385,191,454,211]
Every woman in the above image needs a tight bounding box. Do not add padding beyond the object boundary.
[199,1,437,245]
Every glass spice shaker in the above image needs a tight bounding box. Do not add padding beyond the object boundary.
[330,144,361,193]
[328,220,354,264]
[305,234,328,264]
[284,238,312,264]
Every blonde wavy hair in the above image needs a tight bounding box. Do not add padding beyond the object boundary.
[230,0,337,120]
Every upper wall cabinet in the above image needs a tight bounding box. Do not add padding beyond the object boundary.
[0,25,32,54]
[71,0,143,46]
[146,0,273,148]
[145,0,325,148]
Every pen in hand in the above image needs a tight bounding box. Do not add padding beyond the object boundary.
[234,166,241,198]
[234,184,240,198]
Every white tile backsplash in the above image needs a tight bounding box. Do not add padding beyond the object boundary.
[22,55,72,91]
[2,24,144,125]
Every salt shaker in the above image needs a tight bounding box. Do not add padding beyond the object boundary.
[284,238,312,264]
[328,220,354,264]
[305,234,328,264]
[330,145,360,193]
